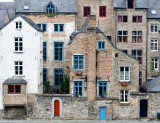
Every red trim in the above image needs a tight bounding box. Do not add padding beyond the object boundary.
[99,6,106,17]
[83,6,91,17]
[8,85,21,94]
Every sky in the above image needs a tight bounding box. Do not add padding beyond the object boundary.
[0,0,14,1]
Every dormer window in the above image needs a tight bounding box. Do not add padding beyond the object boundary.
[46,3,55,14]
[127,0,134,9]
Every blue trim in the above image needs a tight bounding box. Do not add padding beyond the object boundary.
[98,41,106,50]
[43,68,48,82]
[54,42,64,61]
[46,3,56,14]
[100,107,107,120]
[54,68,64,86]
[43,42,47,60]
[74,81,83,97]
[98,81,108,97]
[37,24,47,32]
[54,24,64,32]
[73,55,84,71]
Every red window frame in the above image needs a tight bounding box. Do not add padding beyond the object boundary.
[132,31,142,43]
[132,16,142,23]
[83,6,91,17]
[8,85,21,94]
[117,31,128,43]
[99,6,106,17]
[118,15,128,23]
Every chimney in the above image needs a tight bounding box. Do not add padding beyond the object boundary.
[87,15,96,31]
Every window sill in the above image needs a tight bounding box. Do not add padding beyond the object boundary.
[13,75,25,78]
[14,51,24,54]
[119,102,130,106]
[119,81,130,83]
[7,94,22,95]
[15,29,22,31]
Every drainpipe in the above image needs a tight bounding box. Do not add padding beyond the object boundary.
[114,9,117,47]
[146,12,148,83]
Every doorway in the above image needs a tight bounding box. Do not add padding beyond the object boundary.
[140,99,148,118]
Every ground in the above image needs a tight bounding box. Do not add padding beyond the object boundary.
[0,120,159,123]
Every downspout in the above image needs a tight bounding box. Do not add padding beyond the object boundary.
[114,9,117,47]
[146,11,148,83]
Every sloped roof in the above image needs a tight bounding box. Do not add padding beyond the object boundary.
[147,0,160,19]
[114,0,148,9]
[143,76,160,92]
[3,78,27,85]
[16,0,77,13]
[0,2,16,29]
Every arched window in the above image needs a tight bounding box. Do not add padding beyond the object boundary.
[46,3,55,14]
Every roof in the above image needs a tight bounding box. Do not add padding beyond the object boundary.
[3,78,27,85]
[0,15,43,32]
[143,76,160,92]
[0,2,16,29]
[147,0,160,19]
[16,0,77,13]
[114,0,148,9]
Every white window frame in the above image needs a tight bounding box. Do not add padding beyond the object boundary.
[151,39,158,51]
[151,58,159,71]
[15,37,23,52]
[119,66,130,82]
[151,25,158,33]
[15,22,22,29]
[119,90,129,103]
[15,61,23,75]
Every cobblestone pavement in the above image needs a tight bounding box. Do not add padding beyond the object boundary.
[0,119,160,123]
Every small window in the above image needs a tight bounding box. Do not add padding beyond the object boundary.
[128,0,134,9]
[74,81,83,97]
[37,24,47,32]
[120,90,129,103]
[16,22,22,29]
[120,67,130,81]
[54,68,64,86]
[15,61,23,75]
[132,50,142,64]
[43,42,47,60]
[151,25,158,33]
[139,71,142,86]
[118,15,128,23]
[73,55,84,71]
[43,68,48,82]
[132,16,142,23]
[151,58,159,71]
[107,36,112,42]
[54,42,64,61]
[99,6,106,17]
[54,24,64,32]
[46,3,55,14]
[98,41,106,50]
[8,85,21,94]
[117,31,128,43]
[151,39,158,51]
[123,50,128,54]
[98,81,108,97]
[15,37,23,52]
[84,6,90,17]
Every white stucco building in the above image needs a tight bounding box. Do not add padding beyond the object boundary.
[0,16,43,109]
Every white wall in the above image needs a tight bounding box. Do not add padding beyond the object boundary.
[0,16,43,109]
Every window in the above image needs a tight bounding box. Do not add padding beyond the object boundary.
[98,41,106,50]
[54,24,64,32]
[139,71,142,86]
[132,50,142,64]
[132,31,142,43]
[84,6,90,17]
[54,68,64,86]
[37,24,47,32]
[119,90,129,103]
[73,55,84,71]
[43,42,47,60]
[99,6,106,17]
[74,81,83,97]
[132,16,142,23]
[43,68,48,82]
[117,31,128,43]
[107,36,112,42]
[15,61,23,75]
[151,39,158,51]
[54,42,64,61]
[15,37,23,52]
[118,15,128,23]
[98,81,108,97]
[123,50,128,54]
[120,67,130,81]
[128,0,134,9]
[151,58,159,71]
[8,85,21,94]
[16,22,22,29]
[46,3,55,14]
[151,25,158,33]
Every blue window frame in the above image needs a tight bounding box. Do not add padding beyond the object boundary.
[98,81,108,97]
[54,68,64,86]
[37,24,47,32]
[74,81,83,97]
[54,24,64,32]
[43,42,47,60]
[43,68,48,82]
[73,55,84,71]
[98,41,106,50]
[54,42,64,61]
[46,3,55,14]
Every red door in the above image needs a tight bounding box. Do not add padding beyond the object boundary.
[54,100,60,116]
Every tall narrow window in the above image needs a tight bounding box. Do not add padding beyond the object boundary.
[151,39,158,51]
[16,22,22,29]
[15,37,23,52]
[54,68,64,86]
[132,31,142,43]
[46,3,55,14]
[74,81,83,97]
[139,71,142,86]
[54,42,64,61]
[99,6,106,17]
[84,6,90,17]
[43,42,47,60]
[132,50,142,64]
[120,67,130,81]
[43,68,48,82]
[128,0,134,9]
[151,58,159,71]
[117,31,128,43]
[15,61,23,75]
[120,90,129,103]
[98,81,108,97]
[73,55,84,71]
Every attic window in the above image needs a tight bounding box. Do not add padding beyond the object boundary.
[127,0,134,9]
[46,3,56,14]
[151,10,157,15]
[23,6,29,10]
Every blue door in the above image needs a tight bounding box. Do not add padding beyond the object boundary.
[100,107,106,120]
